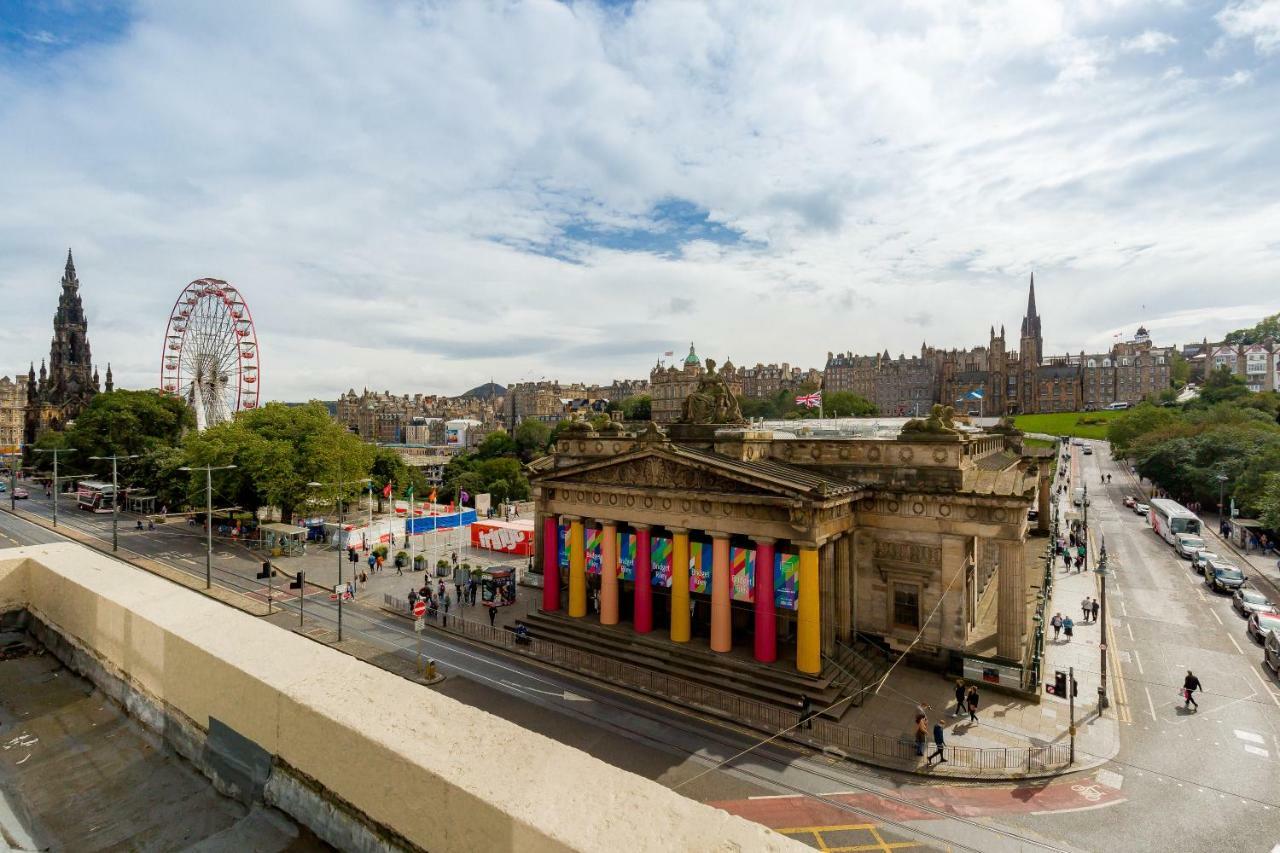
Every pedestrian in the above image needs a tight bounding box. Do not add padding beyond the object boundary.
[451,551,458,568]
[914,714,928,757]
[1091,598,1100,623]
[455,581,463,604]
[396,558,403,577]
[927,720,947,766]
[437,579,446,600]
[1062,550,1070,569]
[442,594,450,627]
[1063,616,1074,641]
[1081,596,1091,623]
[487,604,497,627]
[408,588,418,609]
[953,680,967,716]
[1183,671,1201,711]
[1051,612,1063,640]
[965,686,980,723]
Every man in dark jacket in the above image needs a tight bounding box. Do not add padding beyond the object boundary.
[1183,671,1202,710]
[927,721,947,765]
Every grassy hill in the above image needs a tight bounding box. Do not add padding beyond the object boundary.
[1013,410,1123,440]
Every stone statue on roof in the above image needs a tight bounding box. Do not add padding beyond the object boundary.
[901,404,959,434]
[678,358,746,425]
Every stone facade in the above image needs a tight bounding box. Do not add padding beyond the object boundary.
[336,388,497,442]
[0,375,27,453]
[24,250,105,445]
[650,344,820,423]
[1188,338,1280,393]
[505,379,649,426]
[1079,328,1176,407]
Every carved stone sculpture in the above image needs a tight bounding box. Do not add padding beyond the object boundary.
[677,358,746,425]
[901,404,959,434]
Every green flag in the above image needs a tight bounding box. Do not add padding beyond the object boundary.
[405,485,414,499]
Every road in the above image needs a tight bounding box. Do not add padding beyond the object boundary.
[993,441,1280,852]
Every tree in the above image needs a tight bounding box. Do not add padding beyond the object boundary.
[821,391,876,417]
[619,394,651,421]
[1107,403,1178,456]
[514,419,551,461]
[476,430,517,459]
[1224,312,1280,345]
[1169,351,1190,388]
[1195,365,1249,406]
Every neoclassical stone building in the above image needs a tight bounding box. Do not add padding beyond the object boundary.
[529,404,1046,688]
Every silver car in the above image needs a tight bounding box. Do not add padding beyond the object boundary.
[1175,534,1207,559]
[1192,550,1220,573]
[1232,587,1275,617]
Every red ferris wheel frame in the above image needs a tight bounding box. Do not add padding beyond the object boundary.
[159,278,261,425]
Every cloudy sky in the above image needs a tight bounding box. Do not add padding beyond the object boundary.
[2,0,1278,401]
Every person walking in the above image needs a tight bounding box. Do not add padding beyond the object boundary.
[1183,671,1202,711]
[1051,612,1063,640]
[965,686,980,723]
[1062,550,1071,569]
[927,720,947,766]
[395,557,403,577]
[798,695,815,730]
[442,594,450,627]
[455,580,463,605]
[953,680,967,716]
[487,604,498,627]
[914,713,928,757]
[1063,616,1074,642]
[1081,596,1091,623]
[1090,598,1101,624]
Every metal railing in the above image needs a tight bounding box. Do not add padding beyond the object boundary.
[378,593,1072,775]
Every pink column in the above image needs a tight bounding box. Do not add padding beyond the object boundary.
[753,538,777,663]
[542,515,560,612]
[634,524,653,634]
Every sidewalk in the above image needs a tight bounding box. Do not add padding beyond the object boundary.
[1199,510,1280,597]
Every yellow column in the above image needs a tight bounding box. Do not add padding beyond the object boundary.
[567,516,586,618]
[669,528,690,643]
[600,521,619,625]
[796,544,821,674]
[710,532,732,653]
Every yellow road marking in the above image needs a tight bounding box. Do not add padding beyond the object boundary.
[777,824,877,834]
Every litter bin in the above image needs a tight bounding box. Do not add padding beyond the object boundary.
[1054,669,1067,696]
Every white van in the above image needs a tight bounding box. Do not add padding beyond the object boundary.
[1072,487,1089,507]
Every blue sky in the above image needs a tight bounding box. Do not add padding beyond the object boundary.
[0,0,1278,399]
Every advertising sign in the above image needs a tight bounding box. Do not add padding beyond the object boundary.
[470,521,534,556]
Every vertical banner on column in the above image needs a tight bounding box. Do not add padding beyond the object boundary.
[558,524,569,571]
[730,546,755,602]
[689,542,711,593]
[617,531,637,580]
[775,552,799,610]
[585,526,603,574]
[651,537,672,587]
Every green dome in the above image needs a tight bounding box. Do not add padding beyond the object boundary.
[683,342,700,367]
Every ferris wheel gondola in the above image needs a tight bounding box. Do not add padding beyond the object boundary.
[159,278,262,431]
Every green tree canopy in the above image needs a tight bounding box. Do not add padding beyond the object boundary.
[476,430,517,459]
[32,389,195,481]
[619,394,651,421]
[514,419,552,461]
[1223,312,1280,345]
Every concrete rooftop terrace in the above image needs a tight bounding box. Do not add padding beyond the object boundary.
[0,541,803,852]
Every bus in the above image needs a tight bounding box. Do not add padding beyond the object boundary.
[76,480,116,512]
[1149,498,1201,545]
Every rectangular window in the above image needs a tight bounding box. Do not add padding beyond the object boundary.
[892,584,921,630]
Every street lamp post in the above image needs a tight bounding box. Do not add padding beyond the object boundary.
[2,453,20,512]
[1217,473,1229,533]
[33,448,76,526]
[308,474,370,643]
[1096,539,1111,710]
[89,453,139,551]
[179,464,236,588]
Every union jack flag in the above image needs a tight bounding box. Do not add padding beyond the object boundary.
[795,391,823,408]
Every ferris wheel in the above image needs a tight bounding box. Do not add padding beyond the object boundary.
[160,279,260,430]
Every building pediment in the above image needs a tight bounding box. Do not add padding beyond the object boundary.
[534,445,861,502]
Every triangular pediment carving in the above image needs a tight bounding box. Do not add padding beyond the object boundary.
[570,455,759,494]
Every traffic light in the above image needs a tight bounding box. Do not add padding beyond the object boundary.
[289,572,304,590]
[256,561,272,580]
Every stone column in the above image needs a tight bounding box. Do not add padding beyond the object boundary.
[541,515,560,612]
[566,516,586,618]
[600,520,619,626]
[634,524,653,634]
[996,539,1026,660]
[709,532,732,653]
[834,534,851,645]
[669,527,691,643]
[797,543,821,675]
[820,539,836,656]
[1037,469,1051,535]
[753,537,776,663]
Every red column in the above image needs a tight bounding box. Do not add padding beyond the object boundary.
[542,515,560,612]
[634,524,653,634]
[753,538,777,663]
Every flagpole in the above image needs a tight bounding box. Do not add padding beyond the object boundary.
[408,488,415,571]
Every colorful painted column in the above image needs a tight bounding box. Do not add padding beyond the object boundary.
[541,515,560,612]
[567,516,586,618]
[600,520,619,625]
[796,543,821,674]
[710,532,732,653]
[753,537,777,663]
[633,524,653,633]
[669,528,690,643]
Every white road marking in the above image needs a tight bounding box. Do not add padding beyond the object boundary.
[1227,633,1244,655]
[1144,687,1158,720]
[1248,667,1280,708]
[1244,745,1269,758]
[1095,768,1124,790]
[1120,601,1128,617]
[1125,623,1134,642]
[1210,608,1223,625]
[1132,647,1144,674]
[1235,729,1265,744]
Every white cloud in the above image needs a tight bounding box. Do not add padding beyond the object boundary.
[0,0,1278,400]
[1217,0,1280,54]
[1121,29,1178,54]
[1222,68,1255,86]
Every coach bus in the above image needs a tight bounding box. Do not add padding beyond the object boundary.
[1149,498,1202,545]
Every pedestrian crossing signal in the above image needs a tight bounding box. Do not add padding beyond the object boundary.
[289,572,304,590]
[257,561,272,580]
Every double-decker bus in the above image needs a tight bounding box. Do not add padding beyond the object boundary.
[1149,498,1202,545]
[76,480,116,512]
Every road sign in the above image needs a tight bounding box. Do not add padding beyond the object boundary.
[413,599,426,617]
[414,617,425,632]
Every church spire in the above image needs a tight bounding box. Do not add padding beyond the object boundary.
[105,362,113,393]
[1027,272,1036,319]
[65,248,76,279]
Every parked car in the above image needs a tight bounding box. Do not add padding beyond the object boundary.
[1206,561,1246,593]
[1175,534,1207,559]
[1123,495,1136,508]
[12,488,28,500]
[1083,446,1093,455]
[1134,503,1150,516]
[1247,611,1280,644]
[1266,631,1280,673]
[1233,587,1276,617]
[1192,550,1220,573]
[1027,508,1039,522]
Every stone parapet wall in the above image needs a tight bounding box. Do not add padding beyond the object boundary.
[0,544,801,853]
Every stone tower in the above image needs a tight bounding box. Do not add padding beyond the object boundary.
[1018,273,1042,414]
[24,250,101,443]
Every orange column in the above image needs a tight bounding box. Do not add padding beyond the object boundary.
[567,516,586,618]
[797,544,821,674]
[600,521,619,625]
[710,532,732,653]
[669,528,690,643]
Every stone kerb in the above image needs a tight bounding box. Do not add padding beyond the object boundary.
[0,543,803,853]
